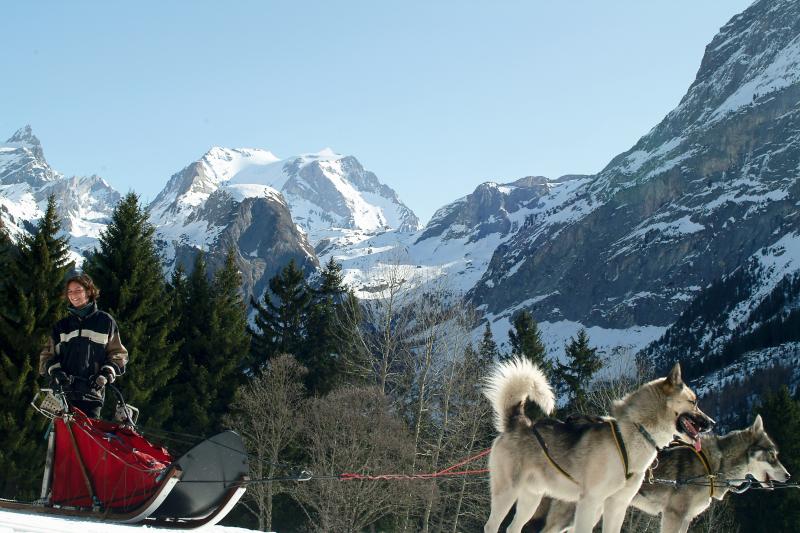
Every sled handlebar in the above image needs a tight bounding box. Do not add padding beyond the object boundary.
[107,383,139,427]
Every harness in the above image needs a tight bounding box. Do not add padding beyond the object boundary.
[667,440,717,498]
[531,416,632,484]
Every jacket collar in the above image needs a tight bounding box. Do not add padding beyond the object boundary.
[68,300,98,319]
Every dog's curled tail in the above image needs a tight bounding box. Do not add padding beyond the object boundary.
[484,356,555,433]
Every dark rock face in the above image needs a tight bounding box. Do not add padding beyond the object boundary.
[470,0,800,330]
[417,176,581,245]
[163,189,318,303]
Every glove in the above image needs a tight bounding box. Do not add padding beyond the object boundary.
[50,370,71,391]
[91,367,114,391]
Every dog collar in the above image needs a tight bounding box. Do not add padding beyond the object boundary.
[635,423,661,451]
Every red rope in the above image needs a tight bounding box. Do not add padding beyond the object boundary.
[339,448,491,481]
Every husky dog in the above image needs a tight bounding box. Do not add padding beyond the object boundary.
[537,415,791,533]
[483,357,714,533]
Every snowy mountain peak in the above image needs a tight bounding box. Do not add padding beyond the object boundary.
[6,125,46,163]
[204,146,280,165]
[7,124,40,145]
[469,0,800,367]
[0,128,120,265]
[199,147,281,182]
[1,126,57,187]
[316,147,339,157]
[592,0,800,199]
[151,146,421,248]
[287,148,347,170]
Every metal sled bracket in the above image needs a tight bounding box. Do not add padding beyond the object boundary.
[31,389,68,419]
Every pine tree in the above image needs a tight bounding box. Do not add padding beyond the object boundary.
[304,257,348,394]
[0,218,11,281]
[0,219,14,349]
[166,265,188,350]
[207,249,251,424]
[0,196,73,357]
[464,342,491,380]
[0,195,73,498]
[164,264,187,378]
[336,289,369,388]
[734,386,800,531]
[478,322,501,363]
[167,250,250,435]
[168,252,214,434]
[83,192,178,426]
[508,310,551,374]
[556,329,603,410]
[250,259,312,366]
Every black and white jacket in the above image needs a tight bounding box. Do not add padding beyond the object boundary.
[39,301,128,398]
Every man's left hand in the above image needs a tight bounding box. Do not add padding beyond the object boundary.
[92,368,114,391]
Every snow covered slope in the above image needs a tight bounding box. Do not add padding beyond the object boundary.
[0,507,257,533]
[315,175,584,298]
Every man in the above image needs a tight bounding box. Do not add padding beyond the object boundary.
[39,273,128,418]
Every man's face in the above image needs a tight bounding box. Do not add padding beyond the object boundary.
[66,282,89,308]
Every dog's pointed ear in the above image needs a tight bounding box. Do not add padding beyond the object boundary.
[666,363,683,387]
[751,414,764,434]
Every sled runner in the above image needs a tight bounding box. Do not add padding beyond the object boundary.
[0,388,249,528]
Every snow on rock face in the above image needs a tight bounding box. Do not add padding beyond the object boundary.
[0,127,120,264]
[687,0,800,125]
[151,147,420,256]
[470,0,800,339]
[0,126,60,188]
[41,175,121,255]
[314,175,586,306]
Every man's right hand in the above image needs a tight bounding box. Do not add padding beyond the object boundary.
[50,370,71,391]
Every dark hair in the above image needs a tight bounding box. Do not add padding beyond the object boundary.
[64,273,100,302]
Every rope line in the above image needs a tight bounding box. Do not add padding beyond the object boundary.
[339,447,491,481]
[137,425,298,471]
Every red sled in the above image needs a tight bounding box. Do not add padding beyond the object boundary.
[0,389,249,528]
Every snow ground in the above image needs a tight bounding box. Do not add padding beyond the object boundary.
[0,508,258,533]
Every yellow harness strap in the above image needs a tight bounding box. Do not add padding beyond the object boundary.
[606,420,632,480]
[531,424,578,484]
[530,418,633,484]
[671,440,715,498]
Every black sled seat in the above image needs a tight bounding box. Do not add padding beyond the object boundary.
[148,430,250,525]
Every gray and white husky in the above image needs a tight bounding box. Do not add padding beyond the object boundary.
[483,357,714,533]
[537,416,789,533]
[538,414,791,533]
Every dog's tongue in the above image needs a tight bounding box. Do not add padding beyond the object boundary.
[681,416,701,451]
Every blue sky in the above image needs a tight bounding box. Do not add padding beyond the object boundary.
[1,1,753,223]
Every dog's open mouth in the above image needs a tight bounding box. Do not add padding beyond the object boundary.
[676,413,710,451]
